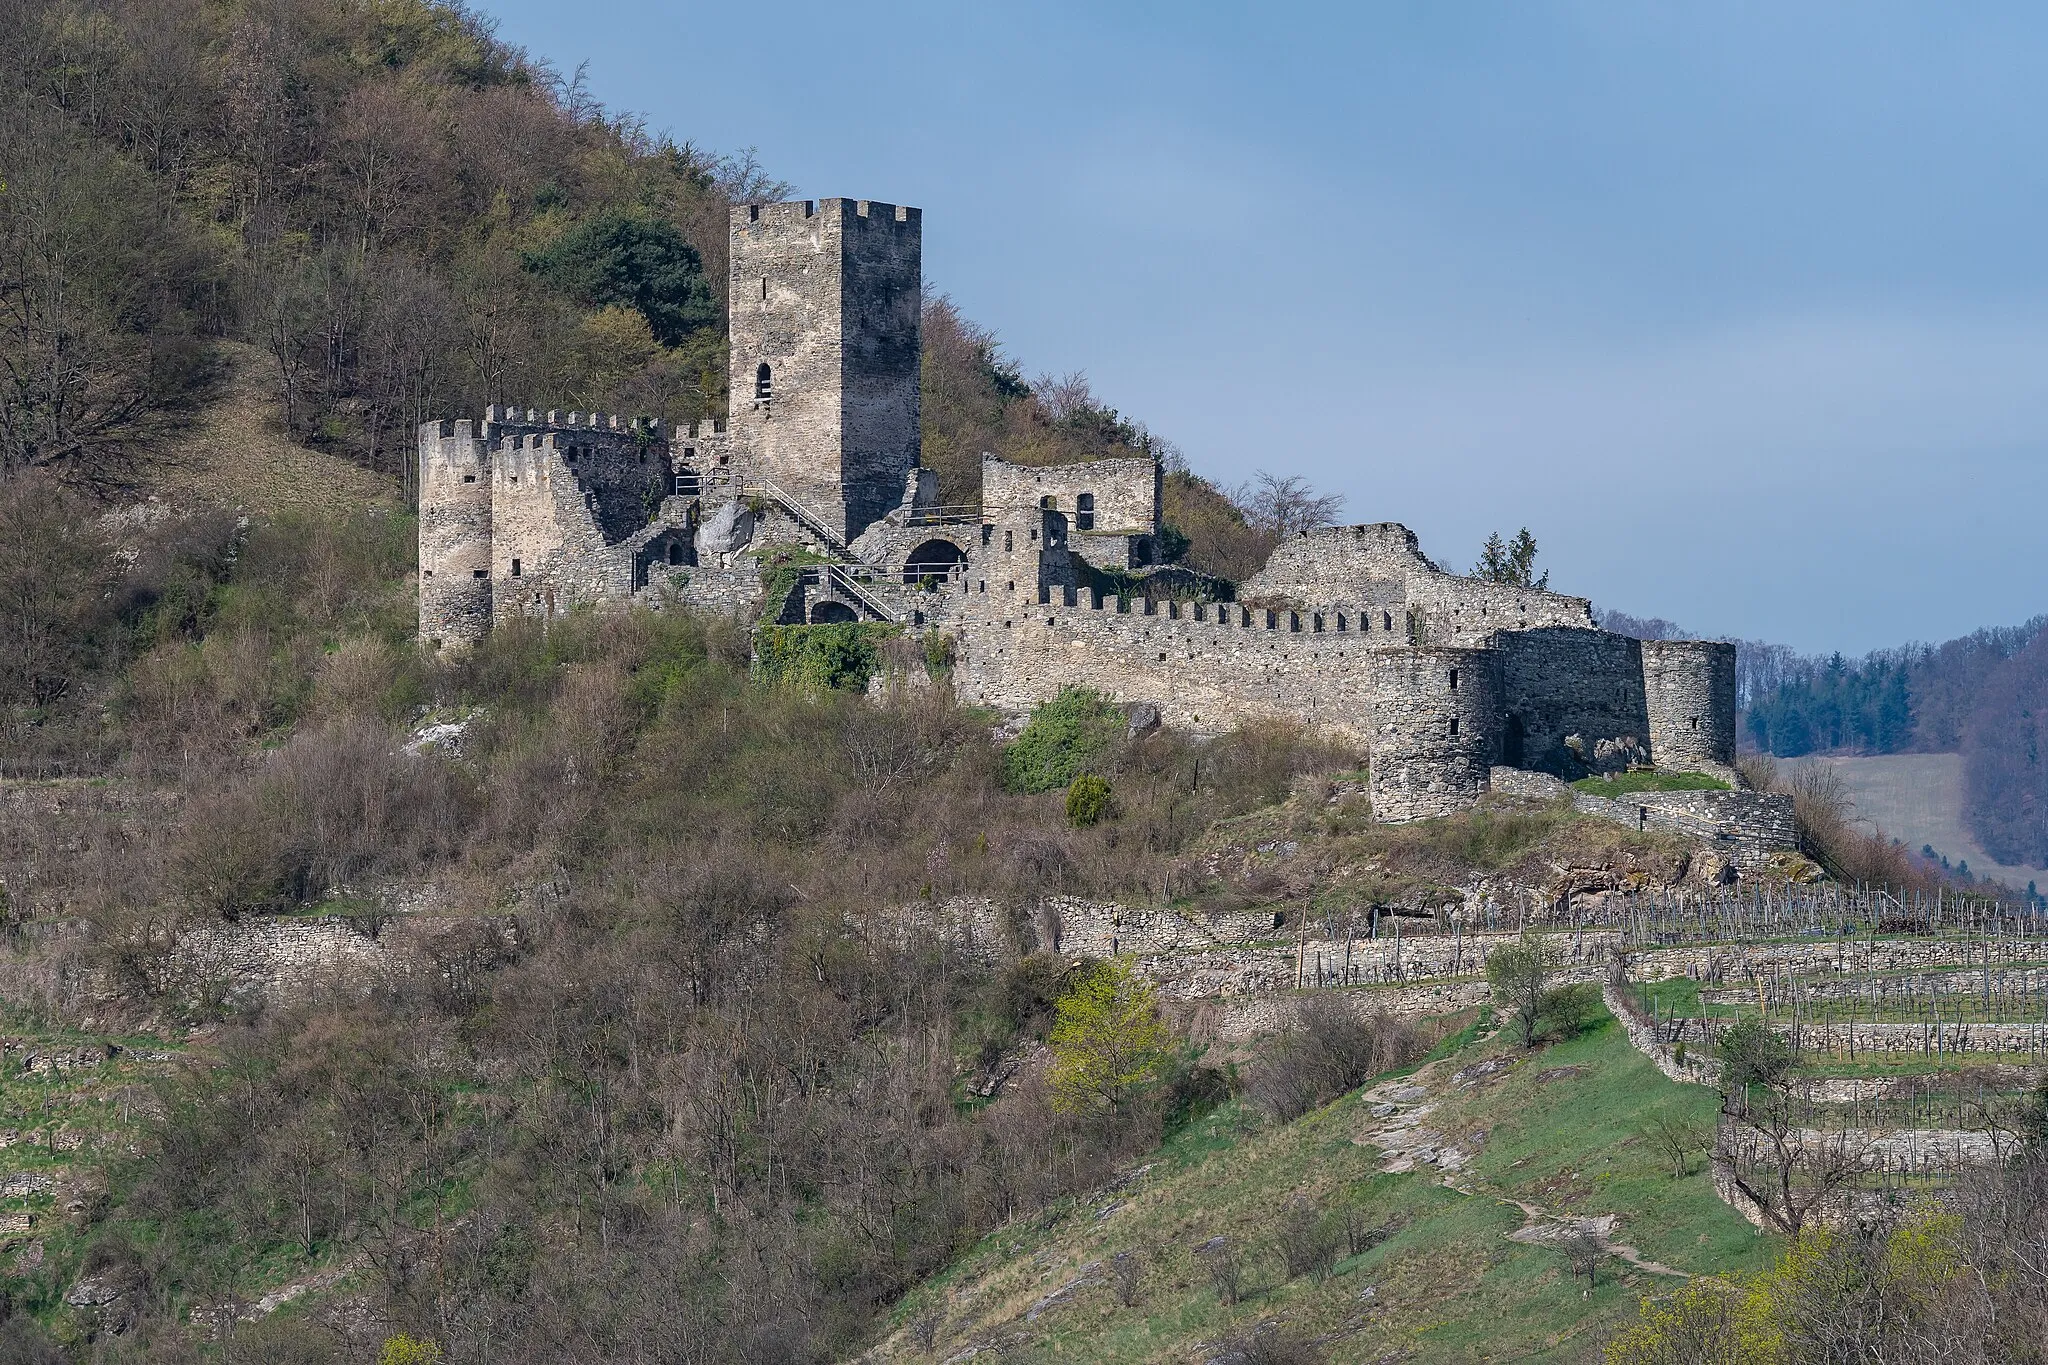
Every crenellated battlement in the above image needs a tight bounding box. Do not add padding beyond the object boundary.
[734,198,921,231]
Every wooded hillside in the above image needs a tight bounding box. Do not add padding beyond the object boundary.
[0,0,1298,574]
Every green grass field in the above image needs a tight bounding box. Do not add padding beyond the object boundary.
[886,1004,1771,1363]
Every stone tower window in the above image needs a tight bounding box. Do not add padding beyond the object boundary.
[1449,668,1459,692]
[1004,530,1013,552]
[759,276,768,301]
[1383,612,1393,631]
[511,559,522,577]
[1076,493,1095,531]
[1691,716,1700,731]
[1450,717,1460,737]
[756,363,773,400]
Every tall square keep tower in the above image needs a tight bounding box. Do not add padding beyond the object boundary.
[727,198,923,544]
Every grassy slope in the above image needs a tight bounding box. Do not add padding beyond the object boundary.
[139,342,398,518]
[0,1014,188,1324]
[882,1007,1771,1363]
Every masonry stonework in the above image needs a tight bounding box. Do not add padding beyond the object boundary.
[418,198,1766,841]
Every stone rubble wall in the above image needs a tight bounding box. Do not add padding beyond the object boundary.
[1171,979,1492,1044]
[166,915,521,1008]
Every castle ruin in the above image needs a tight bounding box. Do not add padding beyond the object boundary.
[420,198,1783,841]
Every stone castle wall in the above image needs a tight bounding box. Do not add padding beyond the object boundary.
[1494,627,1651,775]
[953,591,1386,746]
[1238,523,1599,644]
[836,202,923,541]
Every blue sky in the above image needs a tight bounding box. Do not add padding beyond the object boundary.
[485,1,2048,654]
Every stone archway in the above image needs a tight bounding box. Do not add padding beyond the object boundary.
[902,537,967,585]
[809,600,858,624]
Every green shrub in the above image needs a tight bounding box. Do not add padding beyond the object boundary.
[1002,687,1123,793]
[921,629,956,678]
[1537,982,1601,1042]
[753,623,900,692]
[1066,773,1113,826]
[378,1337,444,1365]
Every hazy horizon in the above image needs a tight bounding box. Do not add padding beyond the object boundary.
[483,1,2048,656]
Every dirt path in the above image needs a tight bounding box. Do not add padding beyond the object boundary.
[1358,1055,1690,1280]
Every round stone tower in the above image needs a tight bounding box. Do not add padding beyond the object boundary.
[1640,639,1737,773]
[417,418,493,650]
[1367,647,1503,822]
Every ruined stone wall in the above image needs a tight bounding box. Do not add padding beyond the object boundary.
[1493,627,1649,777]
[417,420,492,650]
[489,434,629,620]
[1238,524,1598,644]
[1368,647,1503,822]
[651,562,764,619]
[953,591,1383,746]
[1642,640,1738,774]
[983,456,1160,541]
[1568,789,1798,865]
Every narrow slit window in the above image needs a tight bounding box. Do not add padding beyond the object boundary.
[511,559,522,577]
[1449,717,1460,736]
[759,276,768,301]
[1449,668,1459,692]
[755,363,773,400]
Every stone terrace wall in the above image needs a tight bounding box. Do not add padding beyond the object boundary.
[166,915,520,1009]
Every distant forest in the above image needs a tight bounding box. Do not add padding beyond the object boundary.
[1602,610,2048,869]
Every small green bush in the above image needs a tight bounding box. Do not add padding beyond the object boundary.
[1571,770,1730,799]
[1537,982,1601,1042]
[753,623,899,692]
[1066,773,1113,826]
[378,1336,444,1365]
[1003,687,1124,793]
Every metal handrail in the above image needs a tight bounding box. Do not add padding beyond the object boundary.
[827,563,898,621]
[749,478,847,551]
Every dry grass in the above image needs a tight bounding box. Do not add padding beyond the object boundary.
[139,342,398,517]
